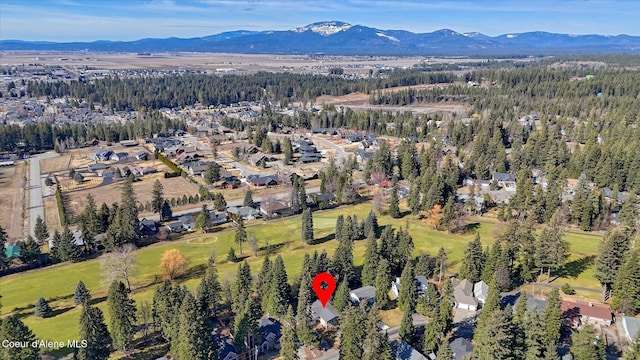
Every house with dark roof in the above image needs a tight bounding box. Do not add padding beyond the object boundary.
[350,285,376,306]
[247,174,279,188]
[501,291,547,314]
[92,149,113,162]
[88,163,109,172]
[215,333,239,360]
[136,151,149,161]
[311,300,340,328]
[222,176,241,189]
[451,338,474,360]
[354,149,373,166]
[257,317,282,354]
[139,218,158,237]
[260,200,290,218]
[208,211,229,226]
[306,192,336,207]
[111,152,129,162]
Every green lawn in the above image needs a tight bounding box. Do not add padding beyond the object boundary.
[0,202,605,356]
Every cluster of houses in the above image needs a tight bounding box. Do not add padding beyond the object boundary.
[293,139,323,164]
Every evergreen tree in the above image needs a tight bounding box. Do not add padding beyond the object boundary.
[232,261,253,314]
[243,189,254,207]
[74,280,91,305]
[334,215,344,243]
[398,261,415,312]
[332,233,356,286]
[0,315,39,360]
[435,247,448,282]
[265,255,290,317]
[235,216,247,254]
[612,249,640,315]
[459,233,485,283]
[524,308,547,360]
[107,281,137,351]
[473,308,515,360]
[435,290,453,337]
[363,306,394,360]
[80,194,101,252]
[52,226,82,262]
[34,215,48,244]
[543,288,562,347]
[361,231,378,286]
[283,137,293,165]
[296,272,318,346]
[109,179,140,248]
[389,183,401,218]
[174,292,217,360]
[301,208,314,243]
[623,332,640,360]
[594,230,629,300]
[204,162,221,184]
[333,279,351,313]
[161,200,172,221]
[339,304,368,360]
[399,298,416,345]
[535,209,568,282]
[77,304,111,360]
[151,179,164,214]
[619,193,639,236]
[195,204,209,233]
[363,210,379,239]
[19,235,41,263]
[435,340,454,360]
[374,259,392,309]
[197,254,222,318]
[233,294,261,353]
[570,324,606,360]
[34,297,52,318]
[422,319,439,355]
[152,280,184,343]
[280,305,299,360]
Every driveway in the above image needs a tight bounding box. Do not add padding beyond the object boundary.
[28,152,58,236]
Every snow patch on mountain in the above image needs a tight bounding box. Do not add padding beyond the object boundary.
[506,34,517,38]
[376,32,400,42]
[292,21,352,36]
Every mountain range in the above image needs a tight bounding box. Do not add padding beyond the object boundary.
[2,21,639,55]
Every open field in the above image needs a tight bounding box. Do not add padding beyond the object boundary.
[0,162,27,240]
[65,173,199,216]
[43,196,62,233]
[0,201,607,356]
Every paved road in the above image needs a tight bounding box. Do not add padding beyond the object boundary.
[309,135,347,165]
[28,152,58,236]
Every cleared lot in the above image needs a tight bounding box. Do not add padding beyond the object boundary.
[0,163,27,240]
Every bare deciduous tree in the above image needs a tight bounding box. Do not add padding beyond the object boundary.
[100,244,138,291]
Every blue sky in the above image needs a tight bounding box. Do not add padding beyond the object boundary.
[1,0,639,41]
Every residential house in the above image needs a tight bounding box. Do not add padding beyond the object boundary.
[136,151,149,161]
[227,206,261,221]
[391,275,430,299]
[166,222,185,233]
[561,300,613,327]
[501,291,547,314]
[492,173,516,189]
[390,339,428,360]
[621,316,640,343]
[247,174,279,188]
[92,149,113,162]
[111,152,129,162]
[5,243,21,258]
[47,229,85,250]
[139,218,158,237]
[463,178,490,188]
[306,192,336,207]
[248,152,275,167]
[473,281,489,305]
[350,285,376,306]
[299,152,322,163]
[451,278,479,311]
[216,334,239,360]
[311,300,340,328]
[451,338,474,360]
[354,149,373,166]
[260,200,290,218]
[178,215,195,232]
[257,317,282,353]
[208,211,229,226]
[185,161,210,177]
[221,176,241,189]
[120,140,138,147]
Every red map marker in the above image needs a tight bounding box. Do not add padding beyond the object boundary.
[312,272,336,308]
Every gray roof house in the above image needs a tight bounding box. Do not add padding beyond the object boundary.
[473,281,489,305]
[390,339,428,360]
[622,316,640,342]
[178,215,195,231]
[350,285,376,306]
[111,152,129,162]
[451,338,474,360]
[452,278,479,311]
[227,206,261,220]
[88,163,109,172]
[311,300,340,328]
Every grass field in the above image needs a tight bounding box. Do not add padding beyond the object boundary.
[0,162,27,241]
[0,202,606,356]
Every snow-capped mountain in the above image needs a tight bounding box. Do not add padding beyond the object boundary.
[2,21,639,55]
[291,21,352,36]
